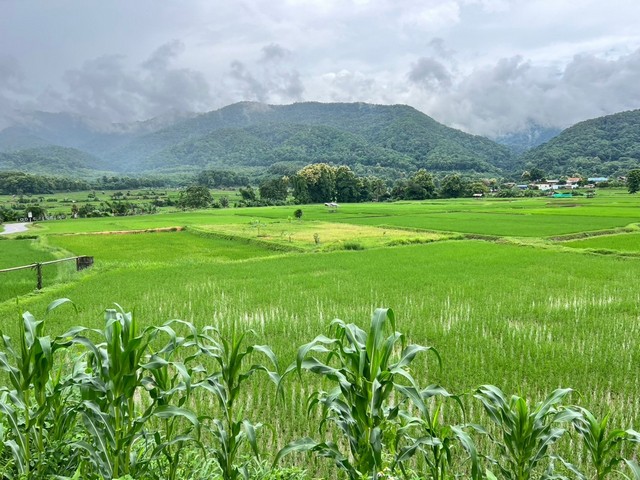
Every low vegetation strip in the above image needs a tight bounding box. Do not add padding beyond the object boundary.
[186,225,307,253]
[549,223,640,242]
[54,226,186,236]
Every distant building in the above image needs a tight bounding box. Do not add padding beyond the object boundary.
[566,177,581,185]
[587,177,608,183]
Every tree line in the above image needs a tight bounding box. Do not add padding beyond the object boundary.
[261,163,490,204]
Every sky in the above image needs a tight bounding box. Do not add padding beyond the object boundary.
[1,0,640,137]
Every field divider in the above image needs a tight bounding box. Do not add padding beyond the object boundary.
[548,223,640,242]
[53,226,186,236]
[185,225,307,253]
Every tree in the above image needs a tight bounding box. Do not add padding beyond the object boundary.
[177,185,213,209]
[259,177,288,201]
[295,163,336,203]
[290,174,311,204]
[440,174,470,198]
[239,186,257,202]
[411,169,436,199]
[335,166,359,203]
[528,167,546,182]
[395,169,436,200]
[627,169,640,194]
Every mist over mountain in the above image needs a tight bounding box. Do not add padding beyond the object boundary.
[493,124,562,155]
[0,102,514,178]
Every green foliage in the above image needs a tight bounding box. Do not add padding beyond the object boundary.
[198,328,280,480]
[0,298,76,478]
[259,177,289,202]
[627,169,640,194]
[473,385,579,480]
[395,386,481,480]
[178,185,213,209]
[0,146,104,178]
[334,165,360,203]
[0,171,90,195]
[523,109,640,177]
[196,169,250,188]
[439,173,470,198]
[295,163,336,203]
[570,407,640,479]
[276,308,439,479]
[391,169,437,200]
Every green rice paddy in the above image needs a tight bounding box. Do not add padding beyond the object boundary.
[1,189,640,475]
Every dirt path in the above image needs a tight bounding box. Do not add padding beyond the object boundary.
[0,222,30,235]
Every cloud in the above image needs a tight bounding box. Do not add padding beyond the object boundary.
[0,55,32,128]
[260,43,292,63]
[408,57,452,88]
[419,48,640,136]
[57,41,212,123]
[224,44,304,104]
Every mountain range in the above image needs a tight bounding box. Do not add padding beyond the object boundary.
[0,102,639,180]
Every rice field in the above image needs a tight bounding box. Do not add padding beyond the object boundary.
[562,231,640,252]
[1,189,640,477]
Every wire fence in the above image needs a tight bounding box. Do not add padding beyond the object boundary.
[0,256,93,292]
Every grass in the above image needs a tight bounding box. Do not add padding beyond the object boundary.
[46,230,278,265]
[562,232,640,252]
[195,220,453,251]
[2,189,640,476]
[0,238,73,302]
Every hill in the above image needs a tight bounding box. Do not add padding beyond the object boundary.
[522,109,640,177]
[106,102,514,176]
[0,146,108,178]
[0,127,52,152]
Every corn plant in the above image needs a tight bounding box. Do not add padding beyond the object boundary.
[65,306,200,479]
[275,307,439,480]
[568,407,640,480]
[394,385,481,480]
[0,298,77,479]
[140,319,208,480]
[623,460,640,480]
[197,327,280,480]
[474,385,579,480]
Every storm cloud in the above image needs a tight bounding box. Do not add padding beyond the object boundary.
[419,48,640,136]
[1,0,640,135]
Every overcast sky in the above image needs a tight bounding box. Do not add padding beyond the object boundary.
[1,0,640,136]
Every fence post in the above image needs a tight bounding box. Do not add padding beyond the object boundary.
[36,263,43,290]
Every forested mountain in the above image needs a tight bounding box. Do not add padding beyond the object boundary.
[0,146,108,178]
[3,102,640,181]
[522,109,640,177]
[0,102,514,178]
[106,102,514,176]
